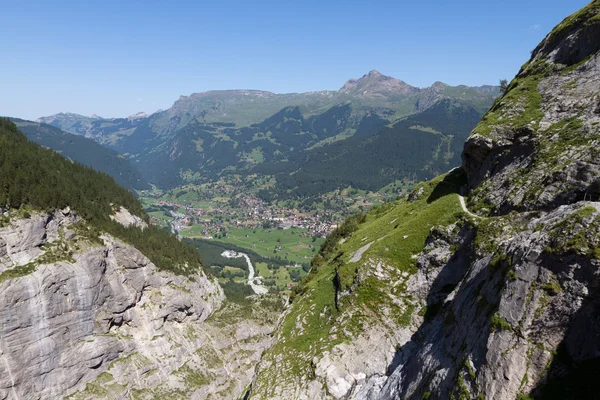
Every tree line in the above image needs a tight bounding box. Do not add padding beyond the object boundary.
[0,118,202,275]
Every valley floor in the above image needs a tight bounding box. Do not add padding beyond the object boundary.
[138,175,402,291]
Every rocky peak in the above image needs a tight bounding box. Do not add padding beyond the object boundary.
[431,81,448,89]
[339,70,418,96]
[463,0,600,216]
[367,69,383,77]
[127,111,148,120]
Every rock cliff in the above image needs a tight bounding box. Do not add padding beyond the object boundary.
[0,209,280,399]
[0,209,223,399]
[249,2,600,399]
[463,1,600,214]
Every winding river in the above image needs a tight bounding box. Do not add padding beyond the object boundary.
[221,250,268,294]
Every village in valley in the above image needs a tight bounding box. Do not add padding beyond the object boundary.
[138,174,398,291]
[156,192,337,240]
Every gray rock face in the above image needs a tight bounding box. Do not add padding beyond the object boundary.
[0,210,226,399]
[462,7,600,215]
[110,206,148,229]
[353,203,600,399]
[0,208,80,273]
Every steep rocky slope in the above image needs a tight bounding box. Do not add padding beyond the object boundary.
[0,208,282,400]
[0,208,222,399]
[0,119,281,399]
[464,1,600,215]
[248,2,600,399]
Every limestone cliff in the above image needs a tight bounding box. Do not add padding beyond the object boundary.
[249,2,600,399]
[0,208,219,398]
[0,209,280,400]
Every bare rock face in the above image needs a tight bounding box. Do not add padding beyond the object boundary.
[462,2,600,215]
[0,211,227,399]
[110,206,148,229]
[0,209,76,270]
[353,203,600,399]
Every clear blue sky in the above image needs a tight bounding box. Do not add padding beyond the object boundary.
[0,0,590,120]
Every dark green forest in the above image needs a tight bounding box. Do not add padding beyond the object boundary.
[258,99,482,199]
[11,118,148,190]
[0,118,202,275]
[133,98,485,199]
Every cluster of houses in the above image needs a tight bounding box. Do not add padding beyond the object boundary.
[150,192,338,238]
[271,215,336,237]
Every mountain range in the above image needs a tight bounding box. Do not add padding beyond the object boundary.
[38,71,500,196]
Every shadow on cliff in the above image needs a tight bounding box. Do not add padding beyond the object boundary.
[529,253,600,400]
[384,170,509,398]
[426,168,467,204]
[384,251,512,399]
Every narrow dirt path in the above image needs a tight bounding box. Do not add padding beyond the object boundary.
[458,195,483,220]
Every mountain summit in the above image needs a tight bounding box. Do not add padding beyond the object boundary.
[340,70,418,96]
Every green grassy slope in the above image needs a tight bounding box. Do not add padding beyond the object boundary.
[251,169,469,395]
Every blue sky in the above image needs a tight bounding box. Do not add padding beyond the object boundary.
[0,0,590,120]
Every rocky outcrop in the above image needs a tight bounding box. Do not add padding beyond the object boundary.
[463,1,600,215]
[249,2,600,399]
[354,202,600,399]
[0,210,232,399]
[0,209,75,270]
[110,206,148,229]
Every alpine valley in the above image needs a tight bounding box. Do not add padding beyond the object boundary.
[34,72,499,288]
[0,1,599,399]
